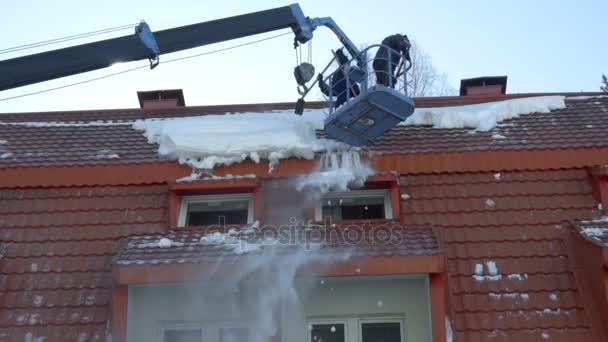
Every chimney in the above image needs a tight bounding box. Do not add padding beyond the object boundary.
[460,76,507,96]
[137,89,186,109]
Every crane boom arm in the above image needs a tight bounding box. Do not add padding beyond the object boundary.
[0,3,361,91]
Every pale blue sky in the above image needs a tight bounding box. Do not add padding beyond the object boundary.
[0,0,606,113]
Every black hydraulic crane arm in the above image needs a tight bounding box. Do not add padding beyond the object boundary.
[0,3,362,92]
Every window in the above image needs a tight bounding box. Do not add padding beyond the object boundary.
[309,321,348,342]
[315,190,393,221]
[219,327,248,342]
[360,319,403,342]
[178,193,253,226]
[308,318,403,342]
[162,324,248,342]
[163,328,203,342]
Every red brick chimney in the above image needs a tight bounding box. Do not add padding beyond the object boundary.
[460,76,507,96]
[137,89,186,109]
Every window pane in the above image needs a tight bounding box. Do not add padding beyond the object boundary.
[361,322,401,342]
[220,327,248,342]
[164,329,202,342]
[187,209,248,225]
[310,324,345,342]
[186,200,249,226]
[322,195,385,220]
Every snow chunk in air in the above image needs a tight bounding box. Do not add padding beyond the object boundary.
[133,111,337,171]
[402,96,565,131]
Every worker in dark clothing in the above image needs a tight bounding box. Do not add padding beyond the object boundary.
[318,49,361,108]
[373,34,412,88]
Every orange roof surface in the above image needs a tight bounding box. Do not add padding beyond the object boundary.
[1,92,608,341]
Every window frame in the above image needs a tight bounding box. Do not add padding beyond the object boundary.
[315,189,393,222]
[160,322,206,342]
[177,193,254,227]
[307,316,406,342]
[307,318,350,342]
[359,317,406,342]
[160,321,249,342]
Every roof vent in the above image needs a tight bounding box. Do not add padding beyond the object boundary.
[460,76,507,96]
[137,89,186,109]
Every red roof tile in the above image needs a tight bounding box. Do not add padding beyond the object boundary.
[1,93,607,341]
[401,168,600,340]
[0,95,607,168]
[114,222,440,266]
[0,184,167,341]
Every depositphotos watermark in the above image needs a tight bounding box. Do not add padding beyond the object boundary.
[200,217,407,251]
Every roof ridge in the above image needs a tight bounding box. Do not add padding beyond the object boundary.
[1,92,604,117]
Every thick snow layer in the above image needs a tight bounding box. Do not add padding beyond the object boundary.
[567,95,608,100]
[133,111,339,171]
[402,96,565,131]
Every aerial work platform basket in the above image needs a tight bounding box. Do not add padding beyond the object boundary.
[320,44,416,146]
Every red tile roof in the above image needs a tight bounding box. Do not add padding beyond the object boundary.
[1,94,606,168]
[1,92,608,341]
[114,222,440,266]
[401,168,600,341]
[0,184,167,341]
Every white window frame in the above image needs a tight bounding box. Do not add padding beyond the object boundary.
[178,193,253,227]
[315,189,393,222]
[307,318,350,342]
[359,317,406,342]
[160,321,249,342]
[307,316,405,342]
[160,323,206,342]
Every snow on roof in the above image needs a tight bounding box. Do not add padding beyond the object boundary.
[566,95,608,100]
[402,96,566,131]
[131,97,568,172]
[133,110,342,171]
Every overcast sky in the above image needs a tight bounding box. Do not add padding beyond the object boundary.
[0,0,606,113]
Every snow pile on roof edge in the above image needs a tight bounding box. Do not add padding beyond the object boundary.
[402,96,566,131]
[133,111,342,171]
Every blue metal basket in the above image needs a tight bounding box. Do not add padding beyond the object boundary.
[324,85,416,146]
